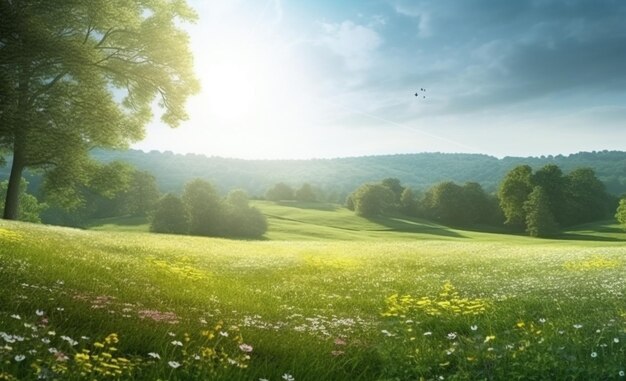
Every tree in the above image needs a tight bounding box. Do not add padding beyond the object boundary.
[563,168,610,226]
[265,183,294,201]
[351,183,395,217]
[295,183,316,202]
[0,178,47,223]
[1,1,199,220]
[422,181,465,225]
[532,164,567,224]
[381,178,405,206]
[150,194,188,234]
[523,186,558,238]
[223,189,267,238]
[400,187,418,216]
[616,198,626,226]
[498,165,533,230]
[182,179,222,237]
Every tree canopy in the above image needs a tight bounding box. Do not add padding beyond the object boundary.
[0,0,199,219]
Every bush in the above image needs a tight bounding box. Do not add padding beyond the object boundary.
[150,194,189,234]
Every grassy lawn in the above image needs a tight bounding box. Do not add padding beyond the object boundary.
[1,204,625,380]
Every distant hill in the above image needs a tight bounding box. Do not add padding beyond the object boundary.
[91,149,626,199]
[2,150,626,201]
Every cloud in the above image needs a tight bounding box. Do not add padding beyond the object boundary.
[318,20,383,70]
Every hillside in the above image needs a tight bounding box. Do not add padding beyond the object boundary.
[2,150,626,202]
[91,150,626,197]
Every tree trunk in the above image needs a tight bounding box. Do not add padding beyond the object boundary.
[2,145,25,220]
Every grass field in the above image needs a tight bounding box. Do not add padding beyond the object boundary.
[1,203,626,380]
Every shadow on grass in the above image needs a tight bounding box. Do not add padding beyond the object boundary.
[276,201,340,211]
[87,215,148,227]
[557,233,626,242]
[366,216,467,238]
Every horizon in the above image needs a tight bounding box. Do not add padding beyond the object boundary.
[133,0,626,160]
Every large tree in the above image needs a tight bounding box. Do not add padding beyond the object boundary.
[498,165,533,230]
[0,0,199,219]
[523,186,558,238]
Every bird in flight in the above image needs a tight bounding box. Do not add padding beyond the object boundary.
[415,88,426,98]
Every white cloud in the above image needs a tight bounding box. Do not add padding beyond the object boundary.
[318,20,383,70]
[391,2,432,38]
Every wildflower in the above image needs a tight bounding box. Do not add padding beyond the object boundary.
[614,338,620,343]
[259,379,269,381]
[470,325,478,331]
[515,321,525,328]
[447,332,457,340]
[381,330,394,337]
[619,370,624,377]
[168,361,181,369]
[423,331,432,336]
[81,336,89,340]
[332,350,345,356]
[282,373,295,381]
[10,314,21,320]
[484,335,496,343]
[171,340,183,346]
[193,354,201,360]
[47,331,56,336]
[573,324,583,329]
[55,352,69,362]
[239,344,253,352]
[36,310,44,316]
[148,352,161,359]
[14,355,26,362]
[334,338,346,345]
[219,331,229,337]
[539,318,546,324]
[41,338,51,344]
[591,352,598,358]
[48,348,58,354]
[168,332,176,337]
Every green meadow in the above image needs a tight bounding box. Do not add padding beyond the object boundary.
[1,203,625,380]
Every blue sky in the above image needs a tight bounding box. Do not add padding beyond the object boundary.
[135,0,626,159]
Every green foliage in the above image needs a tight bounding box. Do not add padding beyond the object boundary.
[524,186,559,237]
[563,168,612,226]
[616,198,626,225]
[351,183,395,217]
[400,187,418,216]
[498,165,533,229]
[0,179,47,223]
[295,183,317,202]
[345,195,355,211]
[150,193,189,234]
[0,0,199,219]
[265,183,295,201]
[223,190,267,238]
[421,181,496,226]
[182,179,222,236]
[381,178,405,206]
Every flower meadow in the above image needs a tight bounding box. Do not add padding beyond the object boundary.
[1,221,625,380]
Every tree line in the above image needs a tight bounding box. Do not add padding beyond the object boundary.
[345,164,621,237]
[150,179,267,239]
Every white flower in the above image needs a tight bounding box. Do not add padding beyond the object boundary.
[591,351,598,358]
[168,332,176,337]
[573,324,583,329]
[259,379,269,381]
[219,331,229,337]
[56,307,64,311]
[168,361,181,369]
[614,338,620,343]
[282,373,295,381]
[171,340,183,346]
[10,314,21,320]
[36,310,44,316]
[470,325,478,331]
[193,354,200,360]
[619,370,625,377]
[48,348,58,354]
[423,331,432,336]
[14,354,26,362]
[447,332,457,340]
[41,338,51,344]
[539,318,546,324]
[148,352,161,359]
[239,344,253,352]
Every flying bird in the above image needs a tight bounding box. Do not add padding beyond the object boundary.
[415,88,427,99]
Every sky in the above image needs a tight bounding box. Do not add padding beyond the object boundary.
[134,0,626,159]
